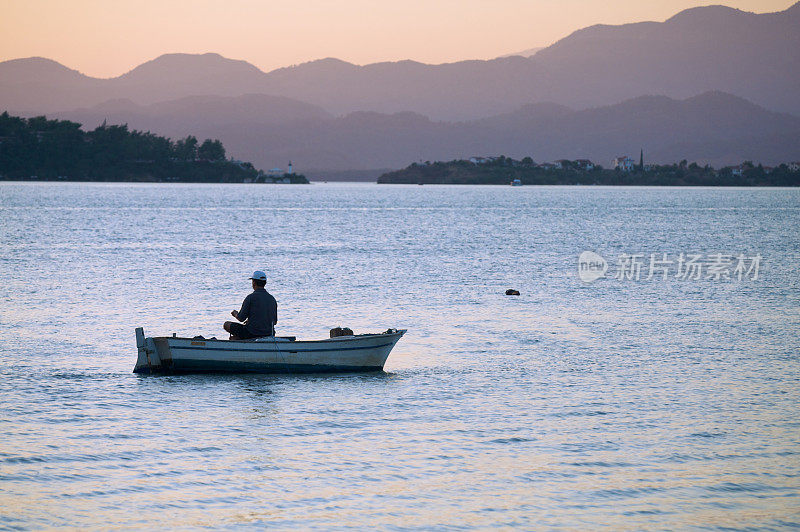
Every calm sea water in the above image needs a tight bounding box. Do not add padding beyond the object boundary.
[1,182,799,529]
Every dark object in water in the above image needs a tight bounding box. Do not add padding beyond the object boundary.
[330,326,354,337]
[505,289,520,296]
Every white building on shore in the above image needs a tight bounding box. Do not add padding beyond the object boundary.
[612,156,635,172]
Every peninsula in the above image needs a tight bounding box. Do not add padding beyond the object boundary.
[0,112,309,184]
[377,156,800,186]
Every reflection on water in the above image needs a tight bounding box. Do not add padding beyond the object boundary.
[1,183,799,529]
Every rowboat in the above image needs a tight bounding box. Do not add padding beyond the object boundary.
[133,327,406,374]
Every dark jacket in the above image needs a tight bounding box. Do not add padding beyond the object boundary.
[238,288,278,336]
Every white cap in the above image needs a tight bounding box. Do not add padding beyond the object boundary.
[249,270,267,281]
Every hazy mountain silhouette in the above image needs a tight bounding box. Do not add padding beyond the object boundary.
[258,2,799,118]
[0,57,112,112]
[0,53,270,114]
[1,3,797,119]
[113,53,268,103]
[62,93,331,131]
[530,3,800,115]
[500,47,545,58]
[56,91,800,176]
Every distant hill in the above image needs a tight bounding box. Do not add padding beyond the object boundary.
[0,53,270,115]
[500,47,545,58]
[112,53,268,104]
[55,91,800,174]
[0,3,798,119]
[462,92,800,168]
[54,94,337,174]
[0,57,112,113]
[258,2,799,119]
[60,93,331,132]
[529,3,800,115]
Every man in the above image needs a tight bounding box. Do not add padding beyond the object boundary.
[223,270,278,340]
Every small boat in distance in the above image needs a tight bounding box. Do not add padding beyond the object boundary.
[134,327,406,374]
[511,178,522,186]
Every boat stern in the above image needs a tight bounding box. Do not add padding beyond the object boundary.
[134,327,164,373]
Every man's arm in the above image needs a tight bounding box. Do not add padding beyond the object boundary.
[232,295,251,323]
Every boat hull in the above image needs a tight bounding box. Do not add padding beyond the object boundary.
[134,328,405,374]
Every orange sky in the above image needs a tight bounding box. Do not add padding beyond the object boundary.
[0,0,794,78]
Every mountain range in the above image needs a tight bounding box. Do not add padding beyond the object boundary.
[48,91,800,173]
[1,2,798,177]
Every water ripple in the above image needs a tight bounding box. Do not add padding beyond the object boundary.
[1,183,799,529]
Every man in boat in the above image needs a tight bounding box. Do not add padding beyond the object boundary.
[223,270,278,340]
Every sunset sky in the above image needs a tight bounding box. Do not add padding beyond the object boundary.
[0,0,794,78]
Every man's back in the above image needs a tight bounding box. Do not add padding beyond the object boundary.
[239,288,278,336]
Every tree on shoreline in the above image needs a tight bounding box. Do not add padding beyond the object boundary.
[198,139,225,161]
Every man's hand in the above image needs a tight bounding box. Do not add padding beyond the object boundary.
[231,310,239,320]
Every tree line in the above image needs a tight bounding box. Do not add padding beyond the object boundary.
[378,157,800,186]
[0,112,261,182]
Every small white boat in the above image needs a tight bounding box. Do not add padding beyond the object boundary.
[134,327,406,374]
